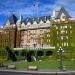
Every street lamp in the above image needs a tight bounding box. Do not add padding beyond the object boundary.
[57,46,64,71]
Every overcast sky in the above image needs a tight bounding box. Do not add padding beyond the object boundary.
[0,0,75,26]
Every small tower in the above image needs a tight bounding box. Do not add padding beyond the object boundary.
[4,14,17,28]
[17,14,23,29]
[51,7,71,20]
[20,14,23,23]
[33,21,37,25]
[39,20,44,24]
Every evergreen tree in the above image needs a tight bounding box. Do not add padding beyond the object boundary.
[6,46,17,61]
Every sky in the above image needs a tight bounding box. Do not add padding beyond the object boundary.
[0,0,75,26]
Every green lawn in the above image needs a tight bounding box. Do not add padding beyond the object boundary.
[16,60,58,69]
[63,60,75,70]
[15,59,75,70]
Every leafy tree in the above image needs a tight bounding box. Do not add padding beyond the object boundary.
[6,46,17,61]
[37,34,41,44]
[72,21,75,48]
[1,33,5,48]
[0,48,7,66]
[43,25,57,47]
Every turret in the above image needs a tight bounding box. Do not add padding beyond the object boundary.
[17,15,23,30]
[51,7,71,21]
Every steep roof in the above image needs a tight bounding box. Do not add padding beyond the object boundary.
[54,7,71,19]
[23,15,51,25]
[8,14,18,24]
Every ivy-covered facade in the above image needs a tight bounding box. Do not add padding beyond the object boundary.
[0,7,75,51]
[44,20,75,49]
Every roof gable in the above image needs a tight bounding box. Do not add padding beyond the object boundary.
[8,14,18,24]
[54,7,71,19]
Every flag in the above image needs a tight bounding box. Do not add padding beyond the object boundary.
[33,2,40,8]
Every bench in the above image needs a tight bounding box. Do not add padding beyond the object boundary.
[27,66,38,70]
[7,65,16,69]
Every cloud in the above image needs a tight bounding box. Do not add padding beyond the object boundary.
[0,0,75,25]
[0,0,55,14]
[0,0,75,17]
[53,0,75,18]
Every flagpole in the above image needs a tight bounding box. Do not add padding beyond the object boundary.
[34,1,40,18]
[36,2,39,17]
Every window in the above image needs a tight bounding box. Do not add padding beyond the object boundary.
[47,39,48,42]
[41,44,43,47]
[48,34,50,37]
[47,34,50,37]
[66,36,68,39]
[71,43,73,46]
[47,39,50,43]
[56,26,58,29]
[66,31,68,34]
[64,26,67,28]
[57,43,59,47]
[66,43,68,46]
[61,36,63,40]
[49,40,50,42]
[57,31,58,35]
[34,34,37,37]
[33,44,37,48]
[70,26,72,29]
[33,39,35,42]
[47,34,48,37]
[70,31,72,34]
[33,30,36,34]
[28,30,30,33]
[60,26,63,29]
[61,30,65,34]
[62,43,64,46]
[5,40,8,42]
[64,42,66,46]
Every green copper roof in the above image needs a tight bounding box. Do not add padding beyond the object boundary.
[23,15,51,25]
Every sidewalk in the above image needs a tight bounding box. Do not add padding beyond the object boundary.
[0,67,75,73]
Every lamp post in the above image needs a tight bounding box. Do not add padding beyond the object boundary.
[57,47,64,71]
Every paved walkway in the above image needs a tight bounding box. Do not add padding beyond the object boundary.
[0,67,75,73]
[0,60,75,74]
[0,71,75,75]
[5,60,27,65]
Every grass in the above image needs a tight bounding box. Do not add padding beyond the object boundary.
[16,56,25,60]
[0,55,75,70]
[16,60,58,69]
[0,49,75,70]
[15,59,75,70]
[63,60,75,70]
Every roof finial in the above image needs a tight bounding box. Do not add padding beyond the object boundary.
[45,16,46,21]
[34,0,40,17]
[20,14,23,22]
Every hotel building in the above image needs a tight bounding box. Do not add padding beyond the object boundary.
[0,7,75,50]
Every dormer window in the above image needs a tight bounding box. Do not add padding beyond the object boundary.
[21,22,25,28]
[39,20,43,24]
[27,22,31,25]
[46,20,50,24]
[33,21,37,25]
[60,13,66,19]
[44,16,46,21]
